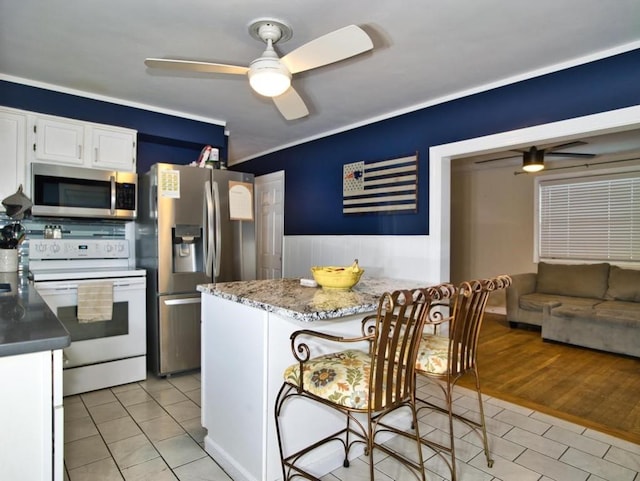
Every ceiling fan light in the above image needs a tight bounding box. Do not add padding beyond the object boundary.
[248,58,291,97]
[522,162,544,173]
[522,148,545,172]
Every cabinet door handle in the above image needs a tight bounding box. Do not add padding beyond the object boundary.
[78,144,82,159]
[95,147,99,163]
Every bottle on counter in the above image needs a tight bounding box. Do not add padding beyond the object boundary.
[17,241,29,285]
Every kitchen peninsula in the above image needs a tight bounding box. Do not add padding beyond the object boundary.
[198,277,429,481]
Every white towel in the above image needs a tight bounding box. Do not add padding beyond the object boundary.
[77,281,114,323]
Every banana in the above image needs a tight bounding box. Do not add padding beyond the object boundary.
[314,259,361,274]
[348,259,361,273]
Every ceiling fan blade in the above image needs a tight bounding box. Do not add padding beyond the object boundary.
[273,87,309,120]
[145,58,249,75]
[280,25,373,75]
[546,141,587,152]
[474,155,518,164]
[545,152,596,158]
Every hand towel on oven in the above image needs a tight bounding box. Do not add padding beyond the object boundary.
[77,281,114,323]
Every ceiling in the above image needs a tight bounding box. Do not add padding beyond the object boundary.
[2,1,640,165]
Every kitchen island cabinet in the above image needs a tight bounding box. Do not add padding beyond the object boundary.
[198,277,425,481]
[0,272,70,481]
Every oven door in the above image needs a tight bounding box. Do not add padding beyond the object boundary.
[34,277,146,368]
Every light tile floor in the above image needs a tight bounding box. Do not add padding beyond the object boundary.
[63,372,640,481]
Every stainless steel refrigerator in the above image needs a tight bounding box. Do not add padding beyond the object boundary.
[137,162,256,376]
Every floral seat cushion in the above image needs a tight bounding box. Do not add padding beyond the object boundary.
[283,349,371,409]
[415,334,450,374]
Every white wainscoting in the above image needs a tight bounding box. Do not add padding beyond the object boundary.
[283,235,445,284]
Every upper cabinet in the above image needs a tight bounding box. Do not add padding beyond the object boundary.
[29,113,137,172]
[0,107,138,210]
[0,107,27,210]
[32,116,85,165]
[91,126,137,171]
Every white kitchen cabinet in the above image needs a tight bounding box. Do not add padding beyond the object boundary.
[32,116,85,165]
[0,349,63,481]
[28,112,137,172]
[91,125,136,170]
[0,107,27,209]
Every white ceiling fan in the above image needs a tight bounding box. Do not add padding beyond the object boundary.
[144,18,373,121]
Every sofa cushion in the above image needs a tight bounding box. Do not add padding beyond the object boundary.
[536,262,610,299]
[519,293,564,312]
[549,303,597,320]
[605,266,640,302]
[594,300,640,324]
[520,293,599,312]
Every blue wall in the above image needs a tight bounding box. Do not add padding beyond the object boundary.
[0,80,227,174]
[239,48,640,236]
[3,48,639,236]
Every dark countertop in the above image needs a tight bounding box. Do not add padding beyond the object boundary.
[0,272,70,358]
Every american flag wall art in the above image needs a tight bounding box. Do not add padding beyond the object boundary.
[343,153,418,214]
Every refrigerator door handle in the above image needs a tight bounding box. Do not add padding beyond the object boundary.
[204,180,214,278]
[213,180,222,278]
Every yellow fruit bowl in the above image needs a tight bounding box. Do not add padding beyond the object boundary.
[311,261,364,290]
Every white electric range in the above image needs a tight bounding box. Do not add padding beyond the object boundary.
[30,239,147,396]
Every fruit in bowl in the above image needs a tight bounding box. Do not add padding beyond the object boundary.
[310,259,364,290]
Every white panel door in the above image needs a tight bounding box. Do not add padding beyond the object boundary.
[256,171,284,279]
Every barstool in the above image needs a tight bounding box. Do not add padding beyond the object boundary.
[415,275,512,480]
[274,284,453,480]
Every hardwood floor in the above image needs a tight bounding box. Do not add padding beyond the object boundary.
[459,313,640,444]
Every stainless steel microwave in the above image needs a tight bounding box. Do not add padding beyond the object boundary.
[31,163,137,220]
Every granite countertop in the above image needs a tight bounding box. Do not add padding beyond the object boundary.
[0,272,70,358]
[198,277,428,322]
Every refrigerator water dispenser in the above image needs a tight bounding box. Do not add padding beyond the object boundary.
[172,225,203,273]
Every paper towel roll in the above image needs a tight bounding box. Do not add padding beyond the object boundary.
[0,249,18,272]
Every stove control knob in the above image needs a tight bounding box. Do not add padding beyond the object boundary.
[51,243,60,253]
[105,244,113,253]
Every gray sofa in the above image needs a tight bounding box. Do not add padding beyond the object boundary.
[506,262,640,357]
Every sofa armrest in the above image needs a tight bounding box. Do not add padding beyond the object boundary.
[506,273,537,321]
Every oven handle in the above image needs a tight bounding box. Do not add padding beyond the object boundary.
[163,298,201,306]
[35,280,146,290]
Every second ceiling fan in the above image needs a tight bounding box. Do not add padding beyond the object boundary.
[144,19,374,121]
[475,141,596,172]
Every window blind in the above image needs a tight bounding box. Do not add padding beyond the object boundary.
[538,172,640,261]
